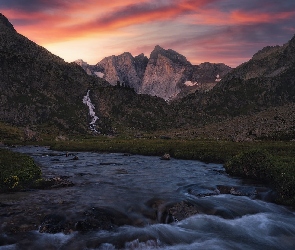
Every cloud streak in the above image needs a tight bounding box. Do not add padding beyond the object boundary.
[1,0,295,67]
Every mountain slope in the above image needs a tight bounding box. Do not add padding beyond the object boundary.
[0,14,175,137]
[174,34,295,139]
[2,13,295,141]
[0,13,106,135]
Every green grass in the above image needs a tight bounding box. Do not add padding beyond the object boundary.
[0,148,42,191]
[0,122,23,141]
[225,149,295,206]
[2,136,295,207]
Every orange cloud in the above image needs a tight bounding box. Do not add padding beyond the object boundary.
[4,0,219,44]
[231,10,295,24]
[2,0,294,67]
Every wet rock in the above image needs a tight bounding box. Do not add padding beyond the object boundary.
[187,187,219,197]
[146,198,199,223]
[72,155,79,160]
[160,153,170,160]
[0,234,16,247]
[100,162,123,166]
[86,235,159,250]
[75,207,132,232]
[216,185,257,197]
[75,172,89,177]
[39,214,67,233]
[163,201,199,222]
[115,168,128,174]
[122,153,132,156]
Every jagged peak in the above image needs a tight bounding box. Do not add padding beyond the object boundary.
[154,45,164,51]
[121,51,133,57]
[150,45,190,65]
[74,59,89,67]
[0,13,16,32]
[135,53,146,59]
[97,52,134,64]
[75,59,87,63]
[150,45,165,57]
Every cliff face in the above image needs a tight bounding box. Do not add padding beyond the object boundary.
[81,45,232,101]
[95,52,148,92]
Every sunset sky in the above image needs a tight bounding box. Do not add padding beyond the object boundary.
[1,0,295,67]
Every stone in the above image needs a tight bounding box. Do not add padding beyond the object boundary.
[161,153,170,160]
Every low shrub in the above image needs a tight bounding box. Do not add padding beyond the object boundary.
[0,148,41,191]
[224,149,277,180]
[224,149,295,206]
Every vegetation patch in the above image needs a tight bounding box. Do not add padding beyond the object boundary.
[0,148,41,191]
[225,149,295,206]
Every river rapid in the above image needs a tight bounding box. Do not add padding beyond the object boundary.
[0,146,295,250]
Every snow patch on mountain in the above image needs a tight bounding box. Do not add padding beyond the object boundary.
[94,72,104,78]
[215,74,221,82]
[184,81,197,86]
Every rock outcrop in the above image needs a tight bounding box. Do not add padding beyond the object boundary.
[139,46,190,100]
[77,46,232,101]
[94,52,148,92]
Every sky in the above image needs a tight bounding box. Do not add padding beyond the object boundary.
[1,0,295,67]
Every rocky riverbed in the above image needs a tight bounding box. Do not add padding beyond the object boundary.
[1,146,295,249]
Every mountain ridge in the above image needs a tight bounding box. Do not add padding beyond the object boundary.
[1,13,295,141]
[76,45,232,100]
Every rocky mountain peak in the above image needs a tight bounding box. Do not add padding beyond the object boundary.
[150,45,190,66]
[76,45,231,100]
[95,52,145,91]
[75,59,88,67]
[0,13,15,32]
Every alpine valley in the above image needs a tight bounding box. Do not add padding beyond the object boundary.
[0,12,295,141]
[2,12,295,249]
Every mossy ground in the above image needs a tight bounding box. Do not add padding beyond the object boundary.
[0,148,42,191]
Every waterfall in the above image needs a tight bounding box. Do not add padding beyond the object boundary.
[83,90,99,133]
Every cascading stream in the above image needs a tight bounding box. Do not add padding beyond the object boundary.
[1,146,295,250]
[82,90,99,133]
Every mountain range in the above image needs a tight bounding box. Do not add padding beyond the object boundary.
[1,13,295,141]
[75,46,231,101]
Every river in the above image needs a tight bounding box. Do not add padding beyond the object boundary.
[0,146,295,249]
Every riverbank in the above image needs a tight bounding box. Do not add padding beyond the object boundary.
[2,137,295,206]
[0,148,41,191]
[2,146,295,249]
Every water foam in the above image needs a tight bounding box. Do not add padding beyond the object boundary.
[83,90,99,133]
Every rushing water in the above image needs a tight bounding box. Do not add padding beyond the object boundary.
[0,146,295,250]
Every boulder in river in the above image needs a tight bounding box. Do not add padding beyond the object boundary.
[160,153,171,160]
[75,207,133,232]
